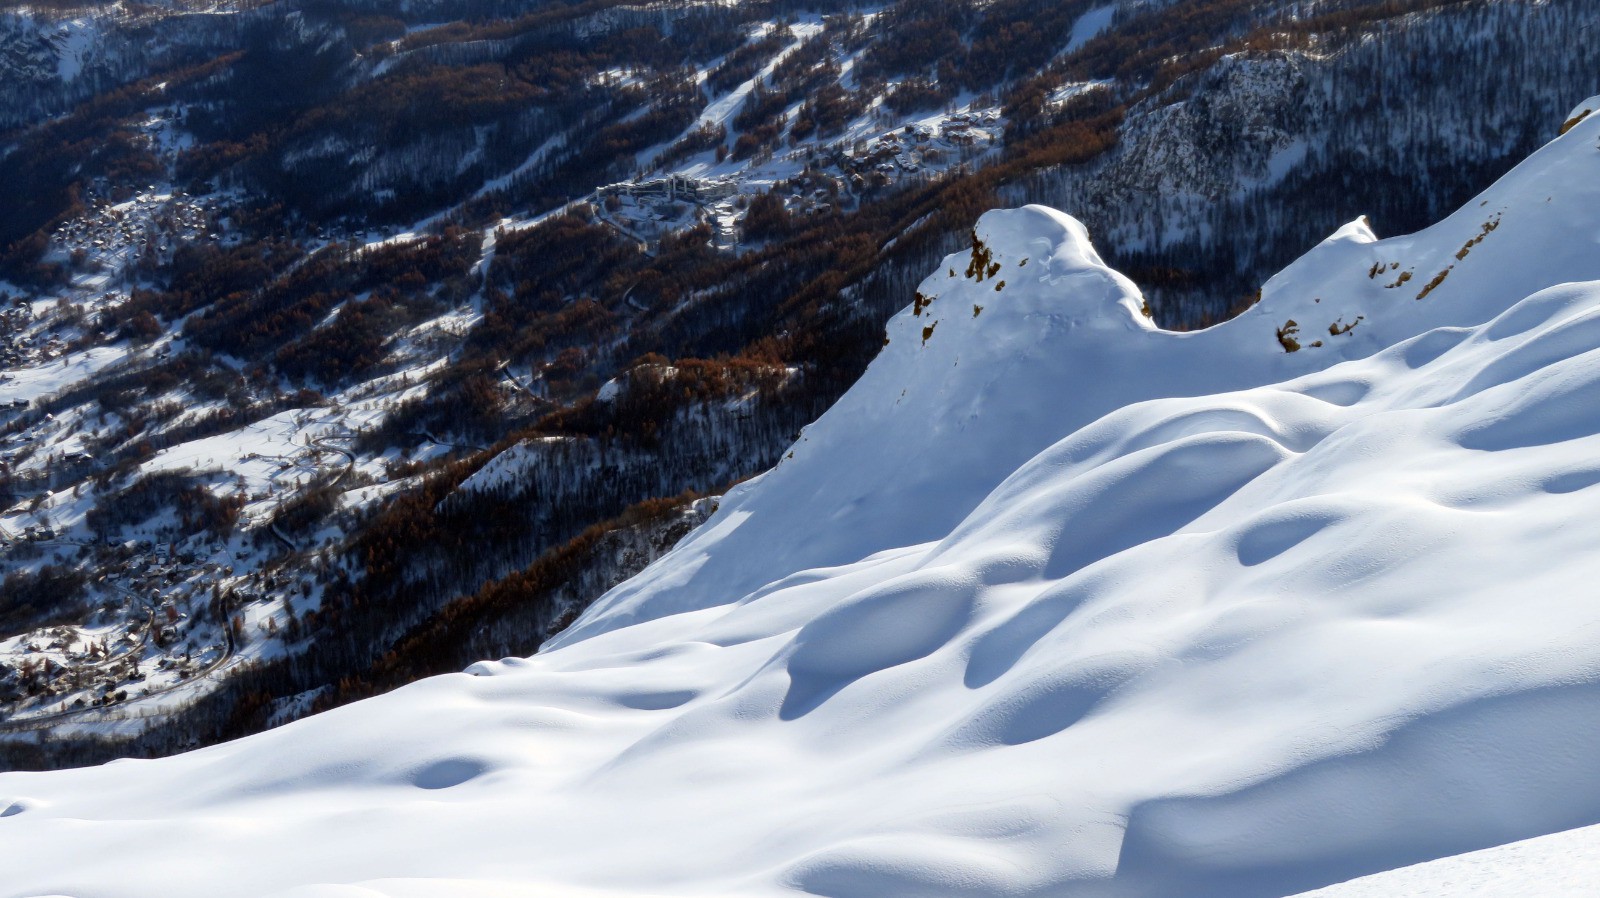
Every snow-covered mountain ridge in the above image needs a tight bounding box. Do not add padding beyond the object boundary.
[556,91,1600,645]
[4,99,1600,897]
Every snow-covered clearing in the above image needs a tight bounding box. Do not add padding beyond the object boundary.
[1065,4,1116,55]
[0,346,127,407]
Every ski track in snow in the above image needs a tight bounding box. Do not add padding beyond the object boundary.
[4,100,1600,898]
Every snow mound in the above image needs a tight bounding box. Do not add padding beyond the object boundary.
[6,107,1600,898]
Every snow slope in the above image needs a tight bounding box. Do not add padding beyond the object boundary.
[553,90,1600,645]
[4,102,1600,898]
[1287,821,1600,897]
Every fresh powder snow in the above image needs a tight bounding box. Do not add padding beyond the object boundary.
[1286,822,1600,897]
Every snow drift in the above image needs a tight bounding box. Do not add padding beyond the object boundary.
[5,100,1600,898]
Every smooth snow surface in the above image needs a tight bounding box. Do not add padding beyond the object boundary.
[6,109,1600,898]
[1066,4,1117,54]
[1287,822,1600,897]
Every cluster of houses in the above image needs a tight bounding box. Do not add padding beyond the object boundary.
[51,182,225,286]
[590,109,1003,250]
[0,544,238,722]
[939,110,1000,145]
[0,305,44,368]
[832,110,999,188]
[598,174,740,204]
